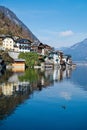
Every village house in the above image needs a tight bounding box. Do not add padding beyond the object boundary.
[31,42,53,56]
[62,54,72,65]
[14,38,31,52]
[31,42,45,55]
[37,43,45,55]
[2,36,15,51]
[31,42,40,53]
[12,59,25,72]
[44,44,53,55]
[47,51,59,64]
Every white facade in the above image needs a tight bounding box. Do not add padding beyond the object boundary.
[3,37,15,50]
[41,48,45,55]
[53,54,59,64]
[15,42,31,52]
[49,53,59,64]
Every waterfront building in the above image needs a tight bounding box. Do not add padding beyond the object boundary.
[12,59,25,72]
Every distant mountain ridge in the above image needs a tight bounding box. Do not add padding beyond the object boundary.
[63,38,87,61]
[0,6,39,42]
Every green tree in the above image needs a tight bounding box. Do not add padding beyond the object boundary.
[18,52,40,67]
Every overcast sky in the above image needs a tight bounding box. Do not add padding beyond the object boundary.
[0,0,87,48]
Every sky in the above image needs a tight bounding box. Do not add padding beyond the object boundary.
[0,0,87,48]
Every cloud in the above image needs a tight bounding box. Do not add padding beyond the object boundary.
[36,29,75,47]
[60,91,72,100]
[59,30,74,37]
[36,29,87,48]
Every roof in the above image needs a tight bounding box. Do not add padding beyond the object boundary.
[31,42,40,47]
[3,36,14,41]
[16,38,31,44]
[14,59,25,62]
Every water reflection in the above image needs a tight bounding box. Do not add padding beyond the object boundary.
[1,68,73,96]
[0,68,73,120]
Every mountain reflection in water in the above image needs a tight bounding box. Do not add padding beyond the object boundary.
[0,68,73,120]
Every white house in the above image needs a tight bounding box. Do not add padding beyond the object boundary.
[3,37,15,50]
[15,39,31,52]
[47,52,59,64]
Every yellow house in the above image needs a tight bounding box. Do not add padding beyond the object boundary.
[3,37,15,50]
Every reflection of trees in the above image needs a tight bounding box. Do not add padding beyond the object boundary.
[18,69,39,83]
[0,68,73,120]
[18,69,54,91]
[18,68,73,91]
[0,70,13,83]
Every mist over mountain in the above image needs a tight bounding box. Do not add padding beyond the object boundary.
[63,38,87,61]
[0,6,39,42]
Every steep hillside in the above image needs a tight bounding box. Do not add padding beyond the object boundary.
[0,6,39,42]
[63,39,87,61]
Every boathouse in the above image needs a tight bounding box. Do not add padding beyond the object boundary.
[12,59,25,72]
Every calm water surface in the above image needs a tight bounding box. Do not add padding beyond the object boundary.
[0,66,87,130]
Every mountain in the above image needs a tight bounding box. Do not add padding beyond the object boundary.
[0,6,39,42]
[63,38,87,61]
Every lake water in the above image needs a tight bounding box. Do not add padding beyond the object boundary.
[0,66,87,130]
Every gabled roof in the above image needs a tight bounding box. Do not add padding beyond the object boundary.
[14,59,25,62]
[3,36,14,41]
[31,42,39,47]
[44,44,52,49]
[31,41,40,47]
[38,43,45,48]
[16,38,31,44]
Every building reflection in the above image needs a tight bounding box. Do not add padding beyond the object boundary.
[0,68,73,120]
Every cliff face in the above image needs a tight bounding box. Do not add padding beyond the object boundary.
[0,6,39,42]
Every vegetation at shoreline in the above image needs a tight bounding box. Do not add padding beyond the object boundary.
[18,52,40,67]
